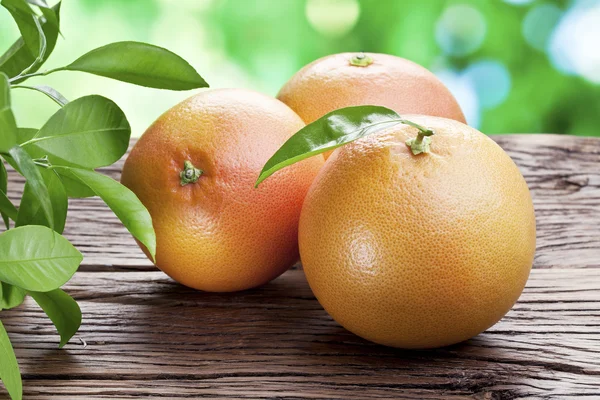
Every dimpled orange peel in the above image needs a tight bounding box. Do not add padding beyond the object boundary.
[121,88,324,292]
[278,52,466,130]
[296,115,536,349]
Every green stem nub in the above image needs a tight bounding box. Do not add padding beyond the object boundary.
[404,122,435,155]
[350,52,373,67]
[179,160,203,186]
[33,155,52,168]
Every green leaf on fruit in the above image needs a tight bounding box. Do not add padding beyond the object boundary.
[256,105,402,186]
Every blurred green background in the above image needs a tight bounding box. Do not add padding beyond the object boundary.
[1,0,599,137]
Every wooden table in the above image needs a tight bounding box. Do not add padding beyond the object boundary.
[2,135,599,399]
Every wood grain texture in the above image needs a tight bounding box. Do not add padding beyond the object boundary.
[1,134,599,399]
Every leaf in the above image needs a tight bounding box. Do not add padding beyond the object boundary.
[0,159,6,191]
[45,169,67,232]
[0,40,28,79]
[256,105,402,186]
[25,0,47,8]
[54,167,156,260]
[30,289,81,348]
[62,41,208,90]
[0,159,12,229]
[0,2,61,80]
[21,95,131,169]
[20,129,95,198]
[0,225,82,292]
[0,282,26,310]
[55,172,95,198]
[16,168,67,233]
[8,145,54,228]
[0,0,43,58]
[0,73,18,152]
[13,84,68,106]
[17,127,38,144]
[0,191,18,222]
[38,4,59,32]
[0,321,22,400]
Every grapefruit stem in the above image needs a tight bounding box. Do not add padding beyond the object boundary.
[180,160,203,186]
[350,53,373,67]
[404,122,435,155]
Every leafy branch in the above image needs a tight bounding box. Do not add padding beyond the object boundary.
[0,1,208,399]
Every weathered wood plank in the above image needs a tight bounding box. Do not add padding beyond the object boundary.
[2,269,600,399]
[1,134,600,399]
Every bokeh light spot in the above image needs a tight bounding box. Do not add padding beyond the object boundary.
[522,4,562,52]
[550,1,600,83]
[435,5,486,57]
[465,60,512,109]
[305,0,361,38]
[503,0,534,5]
[435,69,480,128]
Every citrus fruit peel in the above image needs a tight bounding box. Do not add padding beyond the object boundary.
[257,107,536,349]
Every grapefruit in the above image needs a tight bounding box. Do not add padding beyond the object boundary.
[278,52,466,126]
[298,115,536,348]
[121,88,323,292]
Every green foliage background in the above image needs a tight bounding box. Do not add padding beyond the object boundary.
[1,0,598,137]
